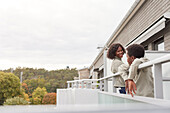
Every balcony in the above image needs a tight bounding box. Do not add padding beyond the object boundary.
[56,54,170,112]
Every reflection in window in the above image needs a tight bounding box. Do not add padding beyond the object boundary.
[158,42,164,51]
[153,37,164,51]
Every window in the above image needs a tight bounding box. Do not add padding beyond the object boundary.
[144,45,148,50]
[153,37,164,51]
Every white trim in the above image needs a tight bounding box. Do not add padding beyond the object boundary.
[164,12,170,19]
[129,18,166,45]
[163,77,170,81]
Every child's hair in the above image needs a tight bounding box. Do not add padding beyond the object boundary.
[107,43,125,59]
[126,44,145,58]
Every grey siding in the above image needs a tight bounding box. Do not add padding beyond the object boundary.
[94,55,103,69]
[112,0,170,46]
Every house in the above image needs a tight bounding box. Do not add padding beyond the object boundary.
[88,0,170,97]
[59,0,170,110]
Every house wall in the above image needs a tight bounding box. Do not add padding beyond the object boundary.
[111,0,170,47]
[78,68,90,80]
[93,55,103,69]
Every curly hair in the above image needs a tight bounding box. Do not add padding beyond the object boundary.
[126,44,145,58]
[107,43,125,59]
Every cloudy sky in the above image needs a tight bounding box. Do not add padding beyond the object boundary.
[0,0,135,70]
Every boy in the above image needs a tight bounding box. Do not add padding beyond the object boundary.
[118,44,154,97]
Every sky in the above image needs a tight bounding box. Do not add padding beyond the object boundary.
[0,0,135,70]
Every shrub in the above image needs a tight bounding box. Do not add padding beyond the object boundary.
[4,97,29,105]
[42,93,56,104]
[32,87,47,104]
[33,97,41,105]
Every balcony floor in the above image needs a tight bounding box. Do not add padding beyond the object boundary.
[0,104,170,113]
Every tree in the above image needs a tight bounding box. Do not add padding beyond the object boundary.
[32,87,47,104]
[0,72,21,105]
[38,78,45,88]
[22,83,30,96]
[42,93,56,104]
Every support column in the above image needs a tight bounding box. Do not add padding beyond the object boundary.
[104,79,108,92]
[112,77,116,93]
[153,64,163,99]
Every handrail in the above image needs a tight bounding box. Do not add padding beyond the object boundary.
[99,73,120,80]
[67,54,170,99]
[139,54,170,69]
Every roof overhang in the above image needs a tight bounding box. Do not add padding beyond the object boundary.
[127,12,170,46]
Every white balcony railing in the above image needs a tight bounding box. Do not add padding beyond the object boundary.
[67,54,170,99]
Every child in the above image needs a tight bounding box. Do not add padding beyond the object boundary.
[119,44,154,97]
[107,43,126,94]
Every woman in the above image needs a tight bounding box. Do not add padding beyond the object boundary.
[107,43,126,94]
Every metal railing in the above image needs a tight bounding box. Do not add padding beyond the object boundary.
[67,54,170,99]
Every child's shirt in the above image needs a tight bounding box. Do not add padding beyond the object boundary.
[119,57,154,97]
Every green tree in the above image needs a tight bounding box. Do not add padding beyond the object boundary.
[38,78,45,88]
[0,72,21,105]
[1,67,79,95]
[32,87,47,104]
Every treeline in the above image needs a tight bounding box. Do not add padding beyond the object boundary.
[2,67,78,93]
[0,67,78,105]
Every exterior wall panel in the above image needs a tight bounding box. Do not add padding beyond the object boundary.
[94,55,103,69]
[112,0,170,47]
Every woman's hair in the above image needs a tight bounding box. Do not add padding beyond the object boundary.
[126,44,145,58]
[107,43,125,59]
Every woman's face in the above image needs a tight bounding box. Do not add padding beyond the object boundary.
[116,46,124,58]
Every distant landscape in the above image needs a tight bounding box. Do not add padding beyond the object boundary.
[0,67,78,105]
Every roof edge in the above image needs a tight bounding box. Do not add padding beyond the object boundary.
[89,0,145,70]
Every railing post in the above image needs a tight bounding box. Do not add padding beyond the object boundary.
[72,82,74,88]
[90,80,93,89]
[100,80,103,91]
[86,81,89,89]
[153,63,163,99]
[104,79,108,92]
[76,81,79,88]
[87,81,91,89]
[81,81,84,89]
[67,82,70,88]
[112,77,116,93]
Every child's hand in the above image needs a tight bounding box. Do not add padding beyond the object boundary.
[126,80,137,97]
